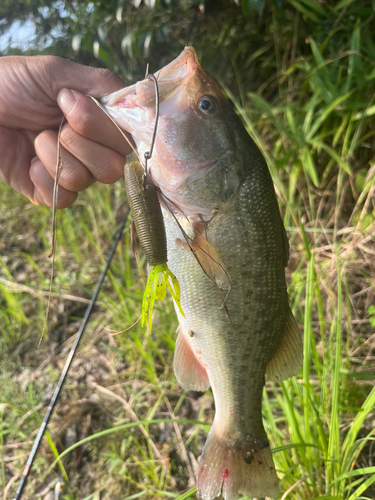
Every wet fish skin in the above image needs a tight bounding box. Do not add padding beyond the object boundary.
[163,108,288,500]
[101,47,302,500]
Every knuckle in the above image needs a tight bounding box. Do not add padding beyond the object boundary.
[93,154,124,184]
[58,167,77,192]
[58,125,75,148]
[99,68,115,80]
[67,101,93,136]
[96,68,123,88]
[34,129,56,157]
[43,187,77,209]
[34,130,48,149]
[58,160,89,192]
[56,190,78,209]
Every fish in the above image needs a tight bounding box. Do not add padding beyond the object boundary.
[101,47,303,500]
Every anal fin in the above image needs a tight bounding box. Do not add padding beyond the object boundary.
[174,328,210,392]
[266,307,303,382]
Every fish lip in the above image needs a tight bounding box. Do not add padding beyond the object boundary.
[100,47,201,146]
[156,46,199,84]
[101,46,200,112]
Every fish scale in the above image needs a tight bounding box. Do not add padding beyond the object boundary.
[102,46,303,500]
[162,160,287,438]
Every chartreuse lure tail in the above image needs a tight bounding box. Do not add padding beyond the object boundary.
[124,161,184,330]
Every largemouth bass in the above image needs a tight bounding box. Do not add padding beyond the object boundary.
[101,47,303,500]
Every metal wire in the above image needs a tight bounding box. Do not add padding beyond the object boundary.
[143,73,159,180]
[14,208,130,500]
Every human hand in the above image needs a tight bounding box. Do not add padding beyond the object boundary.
[0,56,132,208]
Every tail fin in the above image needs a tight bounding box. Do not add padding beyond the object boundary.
[196,425,279,500]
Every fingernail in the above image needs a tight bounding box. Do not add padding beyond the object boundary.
[57,88,77,114]
[30,155,38,164]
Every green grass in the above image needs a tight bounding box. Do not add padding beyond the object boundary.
[1,2,375,499]
[2,165,373,500]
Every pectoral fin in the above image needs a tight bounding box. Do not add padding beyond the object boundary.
[177,232,231,291]
[174,328,210,392]
[159,192,231,291]
[266,308,303,382]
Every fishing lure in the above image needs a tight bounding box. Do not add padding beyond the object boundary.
[124,161,184,330]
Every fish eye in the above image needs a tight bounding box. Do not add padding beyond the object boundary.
[197,95,217,115]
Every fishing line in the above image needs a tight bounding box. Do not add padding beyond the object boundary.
[13,208,130,500]
[143,73,159,180]
[87,95,141,162]
[38,117,66,348]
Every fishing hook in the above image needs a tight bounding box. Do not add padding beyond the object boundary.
[143,73,159,183]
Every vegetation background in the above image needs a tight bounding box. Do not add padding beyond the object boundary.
[0,0,374,499]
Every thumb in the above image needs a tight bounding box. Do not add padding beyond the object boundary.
[57,88,133,156]
[29,55,126,99]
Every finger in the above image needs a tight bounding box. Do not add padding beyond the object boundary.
[35,127,126,189]
[29,158,78,209]
[59,123,127,184]
[0,125,36,199]
[0,56,128,130]
[57,89,134,157]
[35,129,95,192]
[33,56,127,99]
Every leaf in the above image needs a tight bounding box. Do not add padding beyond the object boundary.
[309,139,352,175]
[143,32,152,58]
[301,146,319,186]
[346,18,362,93]
[352,104,375,121]
[286,0,320,22]
[342,387,375,470]
[121,32,134,58]
[93,39,100,58]
[97,23,108,45]
[306,91,354,141]
[242,0,266,14]
[72,32,82,52]
[309,38,337,100]
[286,106,303,147]
[248,92,292,141]
[302,89,321,137]
[298,0,326,15]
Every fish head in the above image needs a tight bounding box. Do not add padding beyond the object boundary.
[102,47,247,216]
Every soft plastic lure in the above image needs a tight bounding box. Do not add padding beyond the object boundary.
[124,161,184,330]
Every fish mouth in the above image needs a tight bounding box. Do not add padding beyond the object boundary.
[103,46,198,109]
[100,47,200,139]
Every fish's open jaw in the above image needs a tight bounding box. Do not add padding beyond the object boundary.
[156,46,199,83]
[100,47,200,142]
[101,47,199,113]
